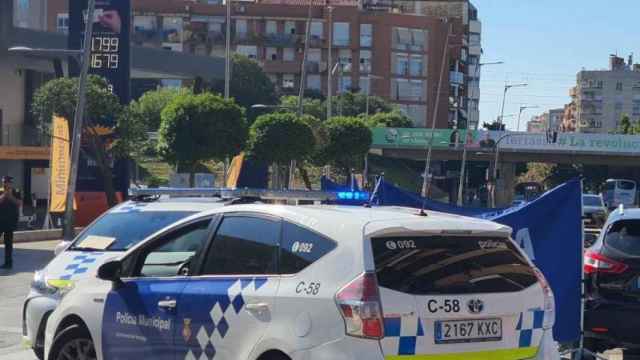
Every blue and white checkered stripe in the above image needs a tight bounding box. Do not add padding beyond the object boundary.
[516,309,545,348]
[185,277,268,360]
[59,253,104,280]
[381,316,425,355]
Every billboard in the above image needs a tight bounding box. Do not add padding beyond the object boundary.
[69,0,131,104]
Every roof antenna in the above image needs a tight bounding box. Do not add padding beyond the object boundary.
[619,203,625,216]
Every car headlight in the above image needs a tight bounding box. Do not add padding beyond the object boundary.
[31,271,74,297]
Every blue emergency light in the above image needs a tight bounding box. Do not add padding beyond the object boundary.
[337,191,370,201]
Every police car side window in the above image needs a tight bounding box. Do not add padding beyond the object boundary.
[202,216,280,275]
[280,221,337,274]
[135,220,211,278]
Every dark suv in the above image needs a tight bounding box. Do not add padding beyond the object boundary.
[584,208,640,356]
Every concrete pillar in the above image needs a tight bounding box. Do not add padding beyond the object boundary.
[495,162,516,207]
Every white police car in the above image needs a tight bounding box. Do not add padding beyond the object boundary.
[43,200,559,360]
[23,197,227,359]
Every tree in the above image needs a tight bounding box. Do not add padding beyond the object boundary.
[31,75,128,206]
[210,54,277,110]
[277,95,324,120]
[483,121,506,131]
[129,87,190,132]
[248,112,315,165]
[325,92,396,118]
[157,92,247,186]
[517,162,582,189]
[318,116,372,177]
[618,114,639,135]
[365,111,414,128]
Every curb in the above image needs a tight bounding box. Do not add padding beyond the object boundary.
[14,228,83,243]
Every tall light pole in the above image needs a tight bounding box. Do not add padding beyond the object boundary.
[499,83,527,126]
[326,6,334,120]
[421,22,452,198]
[456,61,503,206]
[516,105,539,132]
[224,0,231,99]
[63,0,96,240]
[363,73,383,187]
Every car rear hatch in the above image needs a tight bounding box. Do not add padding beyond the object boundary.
[588,219,640,302]
[367,222,553,359]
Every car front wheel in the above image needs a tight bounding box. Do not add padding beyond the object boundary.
[49,325,96,360]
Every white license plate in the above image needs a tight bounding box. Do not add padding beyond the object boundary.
[435,318,502,344]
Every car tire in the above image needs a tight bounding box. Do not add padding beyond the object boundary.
[260,351,291,360]
[32,346,44,360]
[48,324,96,360]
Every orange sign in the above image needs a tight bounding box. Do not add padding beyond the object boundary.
[0,146,50,160]
[50,117,73,213]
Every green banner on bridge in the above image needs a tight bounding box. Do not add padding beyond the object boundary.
[371,128,481,149]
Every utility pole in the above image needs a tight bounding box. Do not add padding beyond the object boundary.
[289,0,314,189]
[223,0,232,185]
[421,22,452,198]
[326,5,333,120]
[516,105,539,132]
[63,0,96,240]
[499,83,527,126]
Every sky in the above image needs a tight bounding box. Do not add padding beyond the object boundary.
[474,0,640,131]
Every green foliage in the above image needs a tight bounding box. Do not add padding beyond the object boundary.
[248,112,315,164]
[210,54,277,110]
[365,111,414,128]
[483,121,506,131]
[278,96,325,120]
[111,105,148,159]
[129,87,190,132]
[618,114,640,134]
[325,92,396,118]
[158,92,247,173]
[31,75,121,129]
[318,116,372,172]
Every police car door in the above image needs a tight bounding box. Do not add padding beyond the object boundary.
[174,214,281,360]
[102,217,215,360]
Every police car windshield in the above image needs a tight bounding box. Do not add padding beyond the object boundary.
[71,211,196,251]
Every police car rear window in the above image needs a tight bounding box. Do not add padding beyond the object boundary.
[372,236,537,295]
[72,211,196,251]
[604,219,640,256]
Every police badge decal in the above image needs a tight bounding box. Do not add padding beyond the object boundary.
[182,318,192,342]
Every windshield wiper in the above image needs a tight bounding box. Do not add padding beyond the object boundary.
[70,246,110,252]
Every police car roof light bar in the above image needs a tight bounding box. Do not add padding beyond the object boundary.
[129,187,338,202]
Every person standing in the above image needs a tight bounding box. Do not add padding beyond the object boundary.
[0,176,22,269]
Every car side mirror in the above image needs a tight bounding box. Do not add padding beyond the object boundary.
[97,260,122,283]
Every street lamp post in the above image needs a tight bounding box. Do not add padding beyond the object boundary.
[499,83,527,126]
[326,6,334,120]
[456,61,503,206]
[516,105,539,132]
[421,22,452,198]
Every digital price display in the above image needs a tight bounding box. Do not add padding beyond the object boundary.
[69,0,130,105]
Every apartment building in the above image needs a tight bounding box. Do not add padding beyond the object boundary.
[572,55,640,133]
[526,108,563,133]
[45,0,469,128]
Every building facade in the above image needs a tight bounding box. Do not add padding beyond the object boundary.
[573,55,640,133]
[46,0,475,129]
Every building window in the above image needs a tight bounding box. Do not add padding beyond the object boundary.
[308,48,322,63]
[360,24,372,47]
[266,20,278,35]
[409,54,423,76]
[333,22,350,46]
[283,48,295,61]
[311,21,323,39]
[208,17,225,34]
[285,21,296,35]
[410,29,425,51]
[283,74,295,89]
[394,53,409,76]
[235,19,247,37]
[266,47,278,61]
[392,79,424,101]
[359,77,371,94]
[338,49,352,72]
[398,104,427,126]
[56,13,69,34]
[616,82,623,91]
[633,100,640,115]
[359,50,372,72]
[307,75,321,90]
[392,27,427,51]
[409,80,424,101]
[236,45,257,59]
[339,76,352,93]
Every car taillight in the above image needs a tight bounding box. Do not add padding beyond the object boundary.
[335,272,384,339]
[584,250,628,274]
[533,268,555,330]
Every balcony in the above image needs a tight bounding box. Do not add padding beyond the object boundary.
[263,33,299,47]
[233,31,262,45]
[469,20,482,34]
[450,71,464,85]
[1,124,50,147]
[468,44,481,56]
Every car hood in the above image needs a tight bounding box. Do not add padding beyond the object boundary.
[43,250,123,281]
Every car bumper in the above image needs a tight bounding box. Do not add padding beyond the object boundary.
[290,336,384,360]
[23,290,59,351]
[585,299,640,347]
